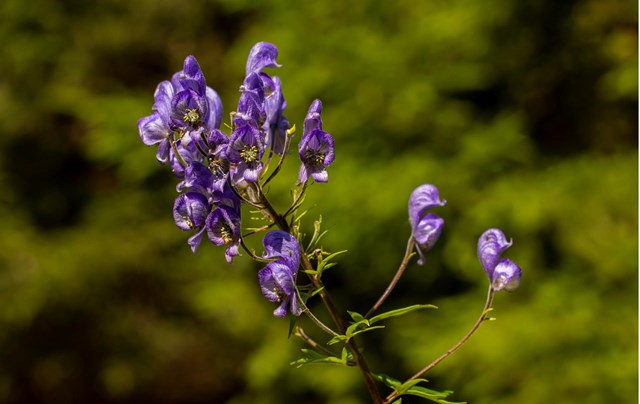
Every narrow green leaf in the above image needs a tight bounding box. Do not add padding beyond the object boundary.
[397,378,429,394]
[403,386,464,404]
[327,334,347,345]
[348,311,366,323]
[287,315,299,339]
[372,373,403,390]
[317,249,348,274]
[294,209,309,224]
[345,319,371,337]
[349,326,385,338]
[310,286,324,297]
[306,215,323,251]
[369,304,438,324]
[290,348,347,368]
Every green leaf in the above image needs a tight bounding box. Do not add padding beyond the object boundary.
[403,385,465,404]
[397,378,429,394]
[345,319,370,336]
[327,334,347,345]
[317,249,348,275]
[349,325,385,338]
[306,215,323,251]
[287,315,299,339]
[289,348,347,368]
[369,304,438,324]
[328,325,385,345]
[348,310,366,323]
[372,373,403,390]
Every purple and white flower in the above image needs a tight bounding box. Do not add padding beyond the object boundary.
[408,184,446,265]
[477,228,522,291]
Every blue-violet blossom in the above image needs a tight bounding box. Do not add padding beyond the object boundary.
[173,192,210,252]
[298,100,335,184]
[408,184,446,265]
[477,228,522,291]
[206,206,241,263]
[258,231,302,317]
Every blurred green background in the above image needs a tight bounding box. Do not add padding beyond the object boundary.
[0,0,636,403]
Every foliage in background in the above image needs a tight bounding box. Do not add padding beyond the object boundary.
[0,0,636,403]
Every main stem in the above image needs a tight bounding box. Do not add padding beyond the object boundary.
[256,186,383,404]
[384,286,495,403]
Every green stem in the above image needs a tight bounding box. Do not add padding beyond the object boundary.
[365,237,415,319]
[256,186,382,404]
[294,287,339,337]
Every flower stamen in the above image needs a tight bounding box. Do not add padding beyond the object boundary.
[240,145,259,163]
[183,108,201,125]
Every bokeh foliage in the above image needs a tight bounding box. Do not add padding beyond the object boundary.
[0,0,636,403]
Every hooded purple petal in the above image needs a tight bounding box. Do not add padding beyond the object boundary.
[205,86,224,130]
[246,42,281,75]
[264,76,290,154]
[262,231,300,269]
[303,99,323,135]
[173,192,210,231]
[408,184,446,229]
[138,112,170,146]
[179,55,207,96]
[477,228,513,278]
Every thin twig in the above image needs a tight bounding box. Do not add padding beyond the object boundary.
[262,125,295,187]
[384,286,495,403]
[295,287,339,337]
[294,327,339,357]
[365,237,416,319]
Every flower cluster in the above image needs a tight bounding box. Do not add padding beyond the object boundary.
[138,42,335,265]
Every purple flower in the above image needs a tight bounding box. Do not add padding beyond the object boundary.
[227,124,265,183]
[236,73,267,128]
[298,100,335,184]
[137,81,178,163]
[477,228,522,291]
[258,260,301,318]
[175,56,223,131]
[138,55,223,167]
[246,42,281,76]
[262,230,300,269]
[170,89,209,130]
[408,184,446,265]
[264,76,290,155]
[173,192,211,252]
[258,231,302,317]
[138,112,172,164]
[206,206,241,263]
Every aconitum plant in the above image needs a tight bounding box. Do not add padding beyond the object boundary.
[137,42,523,403]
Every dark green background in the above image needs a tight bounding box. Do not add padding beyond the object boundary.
[0,0,636,403]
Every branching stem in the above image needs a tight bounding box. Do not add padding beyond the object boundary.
[255,186,383,404]
[383,286,495,403]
